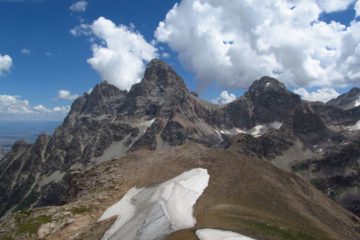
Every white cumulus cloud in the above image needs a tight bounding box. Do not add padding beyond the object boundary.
[317,0,354,13]
[155,0,360,90]
[57,90,79,100]
[70,0,87,13]
[0,54,12,76]
[293,87,340,102]
[0,95,70,120]
[77,17,158,90]
[356,0,360,17]
[0,95,32,114]
[212,90,236,104]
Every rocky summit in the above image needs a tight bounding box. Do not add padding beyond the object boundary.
[0,59,360,240]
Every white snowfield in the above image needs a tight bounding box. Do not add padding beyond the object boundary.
[196,229,256,240]
[347,120,360,131]
[216,121,283,138]
[139,118,156,130]
[354,98,360,107]
[99,168,210,240]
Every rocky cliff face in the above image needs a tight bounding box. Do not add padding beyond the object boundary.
[0,59,359,223]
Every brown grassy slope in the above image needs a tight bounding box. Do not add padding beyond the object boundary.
[74,144,360,240]
[1,144,359,240]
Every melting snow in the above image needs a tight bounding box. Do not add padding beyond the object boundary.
[269,121,283,129]
[99,168,209,240]
[347,121,360,131]
[235,128,246,134]
[247,125,266,137]
[355,98,360,107]
[217,121,283,138]
[99,188,143,235]
[245,121,283,137]
[196,229,256,240]
[139,118,156,128]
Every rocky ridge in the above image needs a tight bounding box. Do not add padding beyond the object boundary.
[327,87,360,110]
[0,59,360,239]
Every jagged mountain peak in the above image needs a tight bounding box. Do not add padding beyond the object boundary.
[327,86,360,110]
[64,82,127,126]
[248,76,287,93]
[10,140,30,152]
[129,59,188,97]
[349,86,360,93]
[90,80,125,96]
[246,76,300,104]
[244,76,301,124]
[122,59,192,118]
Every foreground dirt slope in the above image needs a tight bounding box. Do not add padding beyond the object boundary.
[1,144,359,240]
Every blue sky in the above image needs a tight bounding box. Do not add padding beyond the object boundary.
[0,0,180,111]
[0,0,359,120]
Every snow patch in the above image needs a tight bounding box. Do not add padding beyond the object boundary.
[217,121,282,138]
[248,121,283,137]
[99,187,143,237]
[355,98,360,107]
[99,168,209,240]
[139,118,156,128]
[265,82,271,87]
[235,128,246,134]
[214,129,223,141]
[270,121,283,130]
[347,121,360,131]
[136,118,156,134]
[248,125,266,137]
[196,229,256,240]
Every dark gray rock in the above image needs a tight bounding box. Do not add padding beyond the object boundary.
[161,121,187,146]
[212,96,254,129]
[327,87,360,110]
[310,102,360,126]
[131,119,165,151]
[228,123,295,159]
[245,76,301,124]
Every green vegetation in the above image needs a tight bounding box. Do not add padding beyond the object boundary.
[243,220,319,240]
[0,235,13,240]
[17,215,52,234]
[70,206,91,215]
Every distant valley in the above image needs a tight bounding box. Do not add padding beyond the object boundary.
[0,121,60,151]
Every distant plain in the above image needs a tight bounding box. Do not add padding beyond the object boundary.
[0,121,60,151]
